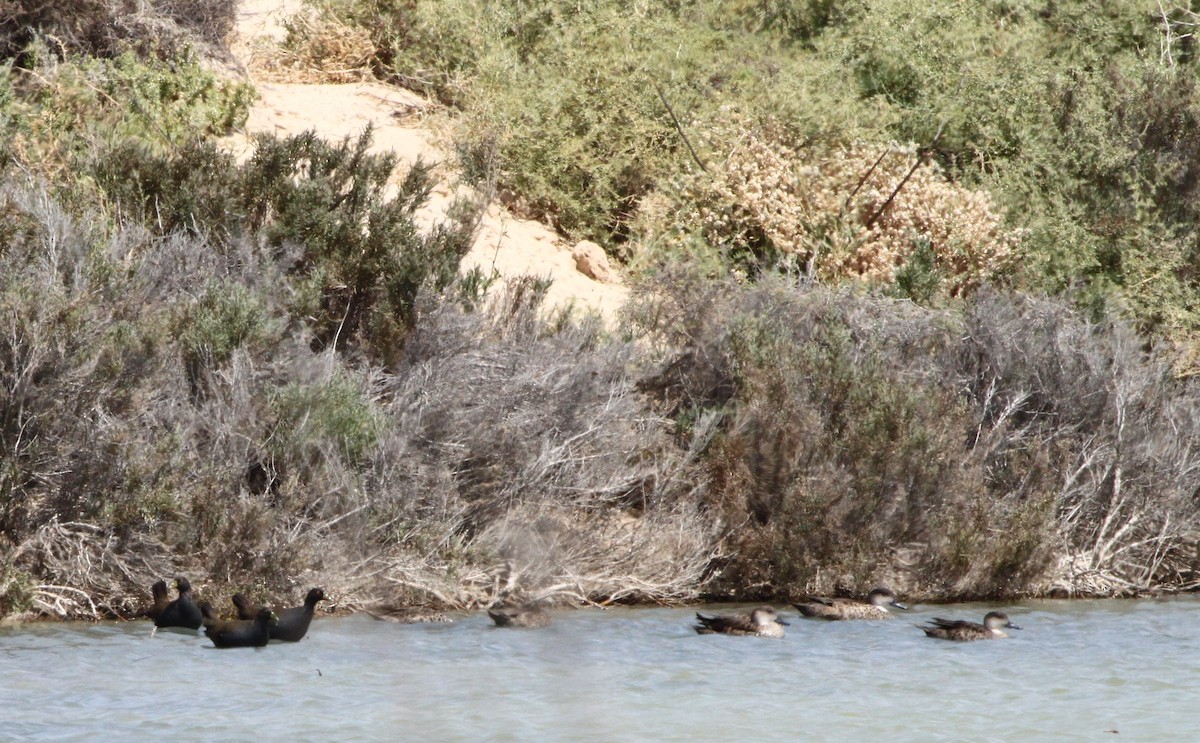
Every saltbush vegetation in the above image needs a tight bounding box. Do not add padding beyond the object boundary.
[652,117,1020,293]
[632,272,1200,600]
[5,0,1200,619]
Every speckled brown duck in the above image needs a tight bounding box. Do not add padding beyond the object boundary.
[792,587,908,621]
[919,611,1021,641]
[366,607,454,624]
[487,604,551,628]
[694,607,788,638]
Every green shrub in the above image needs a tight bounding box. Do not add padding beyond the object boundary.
[4,49,251,182]
[271,377,383,467]
[312,0,1200,352]
[0,563,35,617]
[245,130,475,361]
[176,281,271,397]
[805,0,1200,347]
[93,138,242,235]
[317,0,874,248]
[93,128,477,364]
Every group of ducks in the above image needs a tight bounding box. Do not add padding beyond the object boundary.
[143,578,328,648]
[142,580,1018,644]
[448,586,1022,642]
[694,588,1022,641]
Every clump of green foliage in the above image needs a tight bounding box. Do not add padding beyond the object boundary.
[807,0,1200,344]
[311,0,1200,358]
[92,128,476,365]
[0,48,252,185]
[295,0,873,246]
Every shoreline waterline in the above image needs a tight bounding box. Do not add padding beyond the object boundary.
[4,598,1199,739]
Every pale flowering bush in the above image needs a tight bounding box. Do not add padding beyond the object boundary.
[663,118,1021,295]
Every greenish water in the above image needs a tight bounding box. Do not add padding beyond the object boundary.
[1,599,1196,741]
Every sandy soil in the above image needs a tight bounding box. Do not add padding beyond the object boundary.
[225,0,629,322]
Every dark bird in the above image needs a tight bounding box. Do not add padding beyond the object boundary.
[487,604,551,628]
[154,577,203,634]
[919,611,1021,641]
[141,579,170,622]
[694,607,788,637]
[271,587,328,642]
[231,593,258,621]
[792,587,909,621]
[231,588,327,641]
[205,607,279,648]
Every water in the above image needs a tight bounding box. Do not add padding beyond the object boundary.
[1,599,1196,741]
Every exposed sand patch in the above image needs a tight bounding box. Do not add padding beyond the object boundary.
[226,0,628,322]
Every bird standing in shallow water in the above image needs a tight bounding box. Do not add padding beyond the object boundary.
[694,607,789,638]
[919,611,1021,641]
[153,578,203,635]
[793,587,908,620]
[142,580,170,623]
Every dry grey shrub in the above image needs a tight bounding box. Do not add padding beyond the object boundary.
[661,281,1050,600]
[2,171,720,618]
[11,520,179,619]
[631,270,1200,600]
[250,7,375,83]
[659,116,1020,293]
[0,179,335,616]
[959,291,1200,595]
[2,0,237,60]
[353,281,720,607]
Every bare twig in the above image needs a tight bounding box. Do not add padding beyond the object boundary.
[652,80,707,173]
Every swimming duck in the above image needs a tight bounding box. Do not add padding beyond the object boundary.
[230,592,257,621]
[694,607,788,638]
[365,607,454,624]
[205,607,278,648]
[154,577,203,633]
[919,611,1021,641]
[487,604,551,628]
[792,587,908,620]
[231,588,327,642]
[272,588,327,642]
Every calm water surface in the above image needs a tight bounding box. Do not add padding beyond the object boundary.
[1,599,1196,741]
